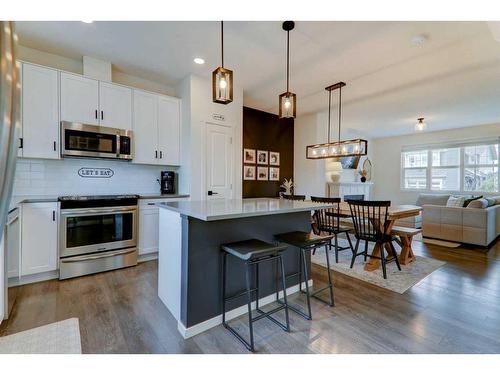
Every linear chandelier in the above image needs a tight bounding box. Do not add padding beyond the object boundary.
[306,82,367,159]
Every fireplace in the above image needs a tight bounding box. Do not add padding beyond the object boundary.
[326,181,373,201]
[344,194,364,202]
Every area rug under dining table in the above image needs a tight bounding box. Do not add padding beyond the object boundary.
[311,238,446,294]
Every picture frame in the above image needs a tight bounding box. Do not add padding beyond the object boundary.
[269,151,280,166]
[269,167,280,181]
[243,165,256,180]
[257,166,268,180]
[243,148,256,164]
[257,150,268,165]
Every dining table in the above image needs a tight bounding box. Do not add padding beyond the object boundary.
[335,202,422,272]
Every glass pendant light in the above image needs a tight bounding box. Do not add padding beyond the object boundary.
[279,21,296,118]
[306,82,368,159]
[415,117,427,132]
[212,21,233,104]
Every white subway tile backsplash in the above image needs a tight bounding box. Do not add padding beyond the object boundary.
[12,158,178,197]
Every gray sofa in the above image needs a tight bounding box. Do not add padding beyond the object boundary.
[396,194,451,229]
[401,193,500,247]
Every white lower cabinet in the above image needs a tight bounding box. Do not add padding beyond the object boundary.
[138,198,187,255]
[6,209,21,278]
[21,202,58,276]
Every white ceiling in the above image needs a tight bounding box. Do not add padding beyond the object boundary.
[15,21,500,138]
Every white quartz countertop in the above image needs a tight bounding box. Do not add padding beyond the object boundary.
[156,198,333,221]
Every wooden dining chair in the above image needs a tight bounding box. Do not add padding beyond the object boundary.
[347,200,401,279]
[310,196,354,262]
[282,194,306,201]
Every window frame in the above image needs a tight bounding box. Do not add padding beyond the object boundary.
[400,139,499,194]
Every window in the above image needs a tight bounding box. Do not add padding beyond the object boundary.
[401,140,499,193]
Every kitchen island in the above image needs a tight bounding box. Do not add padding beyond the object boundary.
[156,198,332,338]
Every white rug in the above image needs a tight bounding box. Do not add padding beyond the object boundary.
[0,318,81,354]
[311,238,446,294]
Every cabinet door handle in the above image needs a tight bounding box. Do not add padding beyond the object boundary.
[52,210,56,221]
[101,111,104,120]
[159,151,163,159]
[95,110,98,119]
[155,150,158,159]
[19,137,23,149]
[53,141,57,151]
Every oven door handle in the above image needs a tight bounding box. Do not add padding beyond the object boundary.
[60,248,137,263]
[60,206,137,215]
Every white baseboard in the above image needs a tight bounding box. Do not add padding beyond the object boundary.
[8,270,59,287]
[138,252,158,263]
[177,279,313,339]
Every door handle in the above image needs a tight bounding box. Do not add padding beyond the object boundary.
[207,191,219,196]
[155,150,158,159]
[101,110,104,120]
[159,151,163,159]
[19,137,23,149]
[53,141,56,151]
[95,109,98,119]
[52,210,56,221]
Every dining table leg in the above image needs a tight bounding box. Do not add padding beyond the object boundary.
[364,219,396,272]
[398,235,416,265]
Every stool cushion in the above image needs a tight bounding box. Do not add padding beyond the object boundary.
[274,231,334,248]
[221,239,287,261]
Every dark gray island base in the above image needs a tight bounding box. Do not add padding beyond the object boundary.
[157,198,332,338]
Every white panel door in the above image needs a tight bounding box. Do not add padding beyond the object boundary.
[6,211,20,278]
[99,82,132,129]
[21,63,60,159]
[205,123,233,200]
[133,90,158,164]
[60,72,99,125]
[158,96,180,166]
[21,203,58,276]
[138,207,160,255]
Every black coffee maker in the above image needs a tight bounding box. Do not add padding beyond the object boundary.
[160,171,175,194]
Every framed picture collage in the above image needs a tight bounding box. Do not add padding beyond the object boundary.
[243,149,280,181]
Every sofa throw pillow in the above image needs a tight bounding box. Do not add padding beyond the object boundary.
[463,195,482,207]
[446,196,466,208]
[467,198,488,208]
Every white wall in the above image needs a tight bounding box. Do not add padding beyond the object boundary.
[12,158,177,198]
[294,111,373,198]
[18,45,176,96]
[177,74,243,201]
[371,122,500,204]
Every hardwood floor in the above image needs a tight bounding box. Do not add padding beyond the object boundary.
[1,238,500,353]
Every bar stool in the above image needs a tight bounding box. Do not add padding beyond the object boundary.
[274,231,335,320]
[221,239,290,352]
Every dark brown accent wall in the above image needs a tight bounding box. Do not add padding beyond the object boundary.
[243,106,294,198]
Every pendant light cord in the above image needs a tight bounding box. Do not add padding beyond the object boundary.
[286,29,290,92]
[338,85,342,142]
[327,89,332,143]
[221,21,224,68]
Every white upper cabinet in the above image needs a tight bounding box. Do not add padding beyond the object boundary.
[60,72,100,125]
[21,63,60,159]
[133,90,181,166]
[133,90,158,164]
[98,82,132,130]
[158,96,181,166]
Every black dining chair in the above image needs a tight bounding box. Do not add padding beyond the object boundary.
[347,200,401,279]
[282,194,306,201]
[310,196,354,262]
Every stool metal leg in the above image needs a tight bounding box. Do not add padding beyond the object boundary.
[301,248,313,320]
[221,252,227,326]
[278,255,290,332]
[334,234,339,263]
[323,243,335,307]
[255,262,259,310]
[245,263,255,351]
[298,248,303,293]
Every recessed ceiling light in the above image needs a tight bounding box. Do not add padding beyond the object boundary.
[81,20,93,24]
[411,34,428,46]
[193,57,205,65]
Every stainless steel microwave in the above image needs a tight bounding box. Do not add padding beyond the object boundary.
[60,121,133,160]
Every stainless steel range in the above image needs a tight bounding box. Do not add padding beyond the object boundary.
[58,195,138,280]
